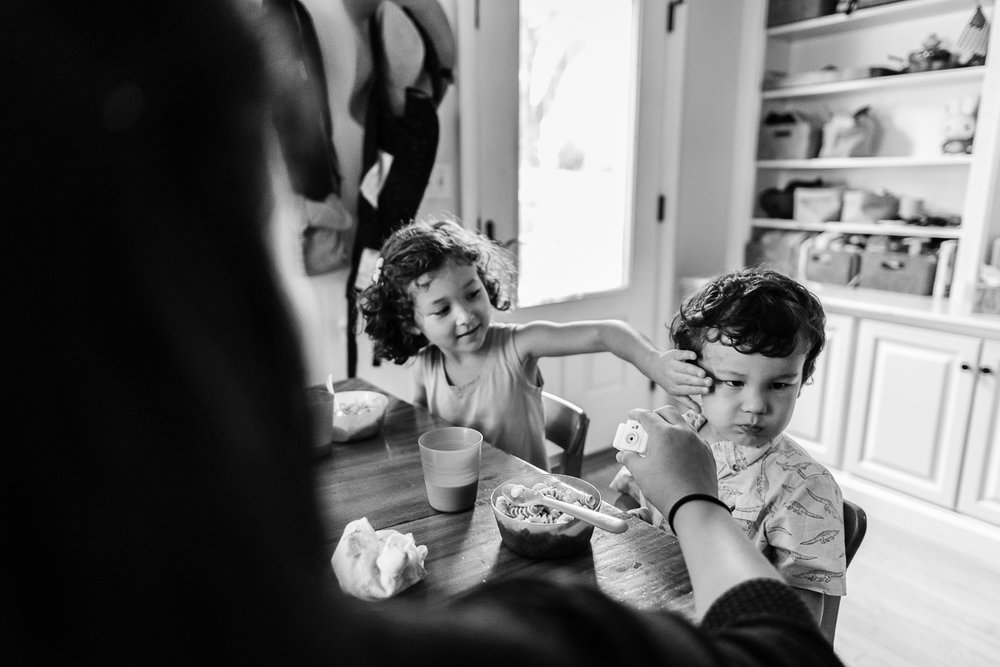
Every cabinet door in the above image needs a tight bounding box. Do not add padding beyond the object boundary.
[844,320,980,508]
[787,312,855,468]
[957,340,1000,526]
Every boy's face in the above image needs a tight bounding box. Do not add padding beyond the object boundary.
[697,340,806,448]
[409,259,492,357]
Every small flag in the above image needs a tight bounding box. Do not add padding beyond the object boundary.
[957,3,990,59]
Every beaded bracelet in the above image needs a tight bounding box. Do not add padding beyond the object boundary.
[667,493,733,533]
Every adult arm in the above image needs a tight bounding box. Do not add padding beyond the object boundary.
[618,406,783,615]
[393,403,842,666]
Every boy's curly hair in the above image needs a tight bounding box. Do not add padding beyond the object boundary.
[359,218,516,364]
[671,268,826,382]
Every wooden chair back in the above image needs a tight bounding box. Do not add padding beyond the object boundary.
[820,499,868,643]
[541,391,589,478]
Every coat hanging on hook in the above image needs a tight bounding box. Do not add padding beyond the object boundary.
[346,0,455,377]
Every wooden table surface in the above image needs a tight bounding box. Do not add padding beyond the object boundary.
[314,378,694,616]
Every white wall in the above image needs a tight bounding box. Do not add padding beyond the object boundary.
[673,0,745,282]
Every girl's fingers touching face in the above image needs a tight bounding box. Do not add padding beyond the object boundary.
[672,349,698,363]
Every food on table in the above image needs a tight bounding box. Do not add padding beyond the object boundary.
[336,399,375,416]
[331,517,427,601]
[494,481,590,523]
[490,473,603,559]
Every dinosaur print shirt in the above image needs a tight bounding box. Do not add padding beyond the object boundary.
[611,412,847,596]
[710,430,847,597]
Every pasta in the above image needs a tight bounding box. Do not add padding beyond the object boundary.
[494,482,591,524]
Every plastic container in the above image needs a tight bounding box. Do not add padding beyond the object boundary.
[331,390,389,442]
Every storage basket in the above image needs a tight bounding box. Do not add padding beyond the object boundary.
[794,187,844,223]
[842,189,900,222]
[805,249,860,285]
[759,111,821,160]
[858,251,937,295]
[745,230,814,279]
[768,0,838,27]
[973,285,1000,314]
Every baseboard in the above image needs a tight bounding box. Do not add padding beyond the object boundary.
[836,471,1000,573]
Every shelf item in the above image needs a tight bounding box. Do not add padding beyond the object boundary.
[767,0,839,28]
[857,250,938,294]
[759,111,822,159]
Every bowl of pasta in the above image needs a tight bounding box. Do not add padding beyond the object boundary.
[490,473,602,559]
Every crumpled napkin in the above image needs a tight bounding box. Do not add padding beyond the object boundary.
[331,517,428,601]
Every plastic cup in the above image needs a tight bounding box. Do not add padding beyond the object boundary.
[418,427,483,512]
[305,387,335,453]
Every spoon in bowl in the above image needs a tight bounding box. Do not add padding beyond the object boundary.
[501,484,628,534]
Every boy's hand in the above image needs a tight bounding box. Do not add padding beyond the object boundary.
[659,349,711,412]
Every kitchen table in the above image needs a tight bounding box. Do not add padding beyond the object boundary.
[315,378,694,617]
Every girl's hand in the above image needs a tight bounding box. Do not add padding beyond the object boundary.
[615,406,717,518]
[658,349,711,412]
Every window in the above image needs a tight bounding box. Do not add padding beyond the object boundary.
[516,0,638,306]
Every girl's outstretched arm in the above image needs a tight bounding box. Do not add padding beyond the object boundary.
[513,320,677,392]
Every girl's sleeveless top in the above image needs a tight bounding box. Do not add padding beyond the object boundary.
[415,323,547,469]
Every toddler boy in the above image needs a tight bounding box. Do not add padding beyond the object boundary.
[612,268,846,620]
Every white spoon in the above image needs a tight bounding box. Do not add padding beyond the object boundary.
[501,483,629,534]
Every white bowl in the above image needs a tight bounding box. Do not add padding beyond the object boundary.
[331,391,389,442]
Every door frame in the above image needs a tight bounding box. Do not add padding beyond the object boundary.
[455,0,687,450]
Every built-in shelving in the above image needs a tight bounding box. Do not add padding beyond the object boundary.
[757,155,974,169]
[735,0,1000,312]
[752,217,962,238]
[767,0,993,40]
[762,66,985,100]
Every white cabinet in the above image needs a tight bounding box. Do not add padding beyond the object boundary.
[733,0,1000,310]
[843,320,981,507]
[787,311,855,467]
[957,339,1000,526]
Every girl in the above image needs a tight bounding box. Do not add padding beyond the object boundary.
[359,218,676,469]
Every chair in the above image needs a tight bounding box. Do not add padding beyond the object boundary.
[541,391,589,478]
[819,499,868,643]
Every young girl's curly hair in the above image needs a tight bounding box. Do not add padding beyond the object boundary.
[671,267,826,382]
[359,218,516,364]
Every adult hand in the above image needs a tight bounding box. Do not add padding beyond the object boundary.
[618,405,783,616]
[616,405,717,519]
